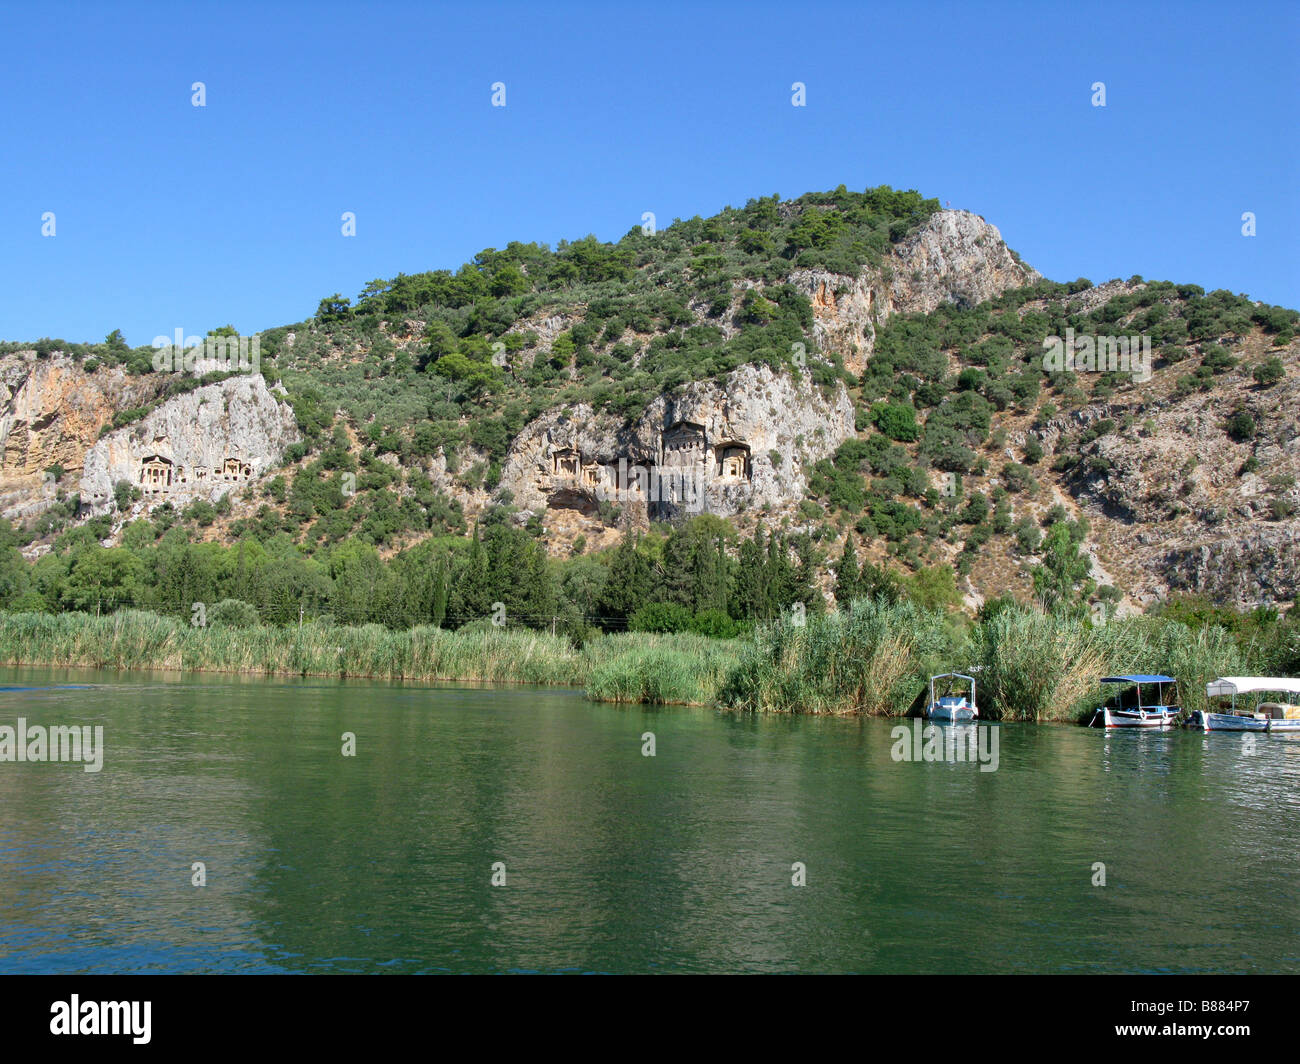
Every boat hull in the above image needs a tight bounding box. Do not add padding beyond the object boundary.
[1098,708,1177,729]
[1187,710,1300,733]
[925,706,977,723]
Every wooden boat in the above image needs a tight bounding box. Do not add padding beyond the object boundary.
[1088,675,1179,728]
[925,673,977,723]
[1187,677,1300,732]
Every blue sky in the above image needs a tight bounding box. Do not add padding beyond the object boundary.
[2,0,1296,346]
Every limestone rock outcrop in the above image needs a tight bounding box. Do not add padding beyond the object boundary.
[792,210,1039,375]
[500,364,854,523]
[80,374,299,513]
[889,209,1038,314]
[0,354,163,520]
[1046,357,1300,608]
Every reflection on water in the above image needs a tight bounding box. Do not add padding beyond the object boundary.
[0,667,1298,973]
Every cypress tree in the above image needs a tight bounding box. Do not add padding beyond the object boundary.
[694,528,731,615]
[834,537,860,609]
[731,526,767,619]
[451,523,491,623]
[597,532,654,627]
[793,533,821,614]
[765,532,796,617]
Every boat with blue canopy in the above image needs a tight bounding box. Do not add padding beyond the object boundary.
[1088,675,1179,729]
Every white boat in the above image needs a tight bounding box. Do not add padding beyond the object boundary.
[1088,675,1179,728]
[925,673,977,723]
[1187,677,1300,733]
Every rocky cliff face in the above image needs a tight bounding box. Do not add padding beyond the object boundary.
[0,354,162,520]
[500,364,855,530]
[1018,337,1300,609]
[792,210,1039,375]
[889,210,1038,314]
[476,209,1035,541]
[80,374,299,514]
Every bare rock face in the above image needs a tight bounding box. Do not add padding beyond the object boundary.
[0,355,165,519]
[80,374,299,514]
[1159,528,1300,604]
[500,364,855,524]
[791,270,880,378]
[791,210,1039,376]
[888,210,1039,314]
[1055,359,1300,608]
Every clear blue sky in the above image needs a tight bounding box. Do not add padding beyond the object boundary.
[2,0,1296,346]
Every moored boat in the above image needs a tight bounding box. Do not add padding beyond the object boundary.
[1188,677,1300,733]
[925,673,977,723]
[1088,675,1179,728]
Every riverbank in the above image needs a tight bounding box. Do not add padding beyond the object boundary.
[717,598,1249,721]
[0,601,1278,718]
[0,609,739,705]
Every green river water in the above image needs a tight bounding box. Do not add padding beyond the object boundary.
[1,666,1297,973]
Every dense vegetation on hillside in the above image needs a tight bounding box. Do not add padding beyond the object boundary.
[803,278,1298,583]
[4,185,947,556]
[3,185,1298,645]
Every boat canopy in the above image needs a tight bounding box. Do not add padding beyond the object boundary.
[1100,675,1174,685]
[930,673,975,684]
[1206,677,1300,699]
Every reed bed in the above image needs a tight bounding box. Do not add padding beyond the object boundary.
[0,609,590,685]
[973,609,1252,722]
[0,609,744,701]
[0,606,1254,717]
[972,607,1113,722]
[716,598,953,716]
[584,635,742,705]
[1143,620,1247,719]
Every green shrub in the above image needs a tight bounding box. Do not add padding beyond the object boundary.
[872,401,920,442]
[1253,357,1285,387]
[1227,410,1256,441]
[629,601,694,633]
[209,599,260,628]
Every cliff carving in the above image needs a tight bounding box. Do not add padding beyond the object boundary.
[80,374,299,514]
[500,363,854,523]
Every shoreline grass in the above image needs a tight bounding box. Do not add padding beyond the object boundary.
[0,605,1261,717]
[0,609,740,704]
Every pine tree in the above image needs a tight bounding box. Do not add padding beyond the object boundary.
[859,559,902,604]
[1032,521,1093,615]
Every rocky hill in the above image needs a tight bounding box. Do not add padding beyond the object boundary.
[0,185,1295,619]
